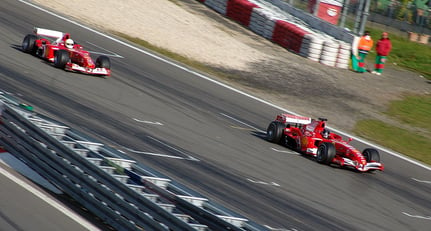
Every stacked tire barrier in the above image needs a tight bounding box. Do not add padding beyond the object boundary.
[249,7,280,39]
[320,40,340,67]
[197,0,354,69]
[272,20,309,53]
[0,92,268,231]
[226,0,258,26]
[299,34,324,62]
[335,41,351,69]
[203,0,228,15]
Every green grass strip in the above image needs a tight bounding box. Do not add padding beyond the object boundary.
[355,119,431,164]
[385,94,431,132]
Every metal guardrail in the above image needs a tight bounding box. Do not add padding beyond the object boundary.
[0,92,268,231]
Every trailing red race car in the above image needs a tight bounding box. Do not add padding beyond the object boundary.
[21,28,111,77]
[266,114,384,172]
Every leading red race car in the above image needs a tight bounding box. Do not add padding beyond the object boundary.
[266,114,384,172]
[21,28,111,76]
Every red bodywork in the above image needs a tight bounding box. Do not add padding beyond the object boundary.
[267,114,384,172]
[22,28,111,76]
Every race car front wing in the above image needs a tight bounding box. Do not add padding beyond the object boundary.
[337,158,384,172]
[65,63,110,76]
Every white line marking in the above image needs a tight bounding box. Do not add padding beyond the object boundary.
[147,136,199,161]
[247,178,280,187]
[124,147,189,160]
[85,51,123,58]
[19,0,431,171]
[0,166,100,230]
[220,113,265,133]
[412,178,431,184]
[85,41,124,58]
[264,226,298,231]
[133,118,163,126]
[271,148,299,155]
[229,126,256,131]
[402,212,431,220]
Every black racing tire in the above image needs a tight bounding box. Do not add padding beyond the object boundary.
[96,55,111,69]
[22,34,37,54]
[266,121,285,143]
[316,142,336,164]
[362,148,380,162]
[54,50,70,68]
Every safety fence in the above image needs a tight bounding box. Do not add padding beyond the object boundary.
[0,92,267,231]
[197,0,353,69]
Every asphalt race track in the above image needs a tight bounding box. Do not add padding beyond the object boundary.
[1,1,431,230]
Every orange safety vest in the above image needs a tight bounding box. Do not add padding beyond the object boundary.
[358,36,373,51]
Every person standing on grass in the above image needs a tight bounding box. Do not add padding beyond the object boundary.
[356,31,373,73]
[372,32,392,76]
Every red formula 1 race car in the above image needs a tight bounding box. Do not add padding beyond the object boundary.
[266,114,384,172]
[21,28,111,77]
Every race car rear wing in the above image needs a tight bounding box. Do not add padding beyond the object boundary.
[33,27,64,39]
[276,114,311,125]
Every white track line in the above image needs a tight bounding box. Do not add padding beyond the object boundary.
[124,148,189,160]
[271,148,299,155]
[85,41,124,58]
[19,0,431,171]
[221,113,265,133]
[133,118,163,126]
[412,178,431,184]
[264,226,298,231]
[247,178,280,187]
[147,136,199,161]
[402,212,431,220]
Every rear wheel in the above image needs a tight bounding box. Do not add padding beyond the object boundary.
[54,50,70,68]
[362,148,380,162]
[316,142,336,164]
[266,121,285,143]
[96,55,111,69]
[22,34,37,54]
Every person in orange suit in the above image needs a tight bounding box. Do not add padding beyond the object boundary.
[356,31,374,73]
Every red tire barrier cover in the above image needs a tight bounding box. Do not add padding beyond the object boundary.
[272,20,309,53]
[226,0,259,27]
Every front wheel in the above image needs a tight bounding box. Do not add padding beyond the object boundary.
[362,148,380,162]
[96,55,111,69]
[54,50,70,68]
[316,142,335,164]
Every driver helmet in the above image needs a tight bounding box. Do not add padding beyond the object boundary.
[322,129,330,139]
[65,39,74,49]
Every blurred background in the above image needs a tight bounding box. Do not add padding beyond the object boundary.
[282,0,431,42]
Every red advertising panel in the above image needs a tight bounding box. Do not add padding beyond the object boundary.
[308,0,342,25]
